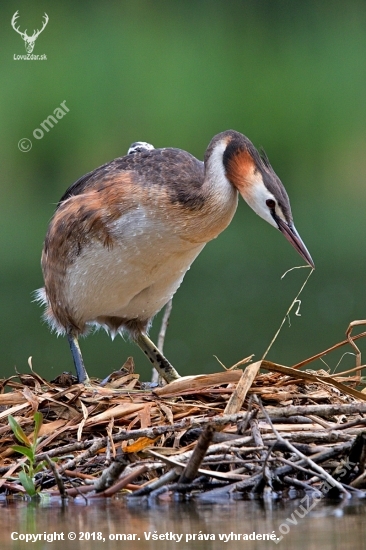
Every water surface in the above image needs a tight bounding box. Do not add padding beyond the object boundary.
[1,497,365,550]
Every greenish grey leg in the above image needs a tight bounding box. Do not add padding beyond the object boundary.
[67,333,90,384]
[135,332,181,383]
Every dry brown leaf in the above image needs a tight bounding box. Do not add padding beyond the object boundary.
[77,401,89,441]
[159,403,174,425]
[225,361,262,414]
[84,403,145,426]
[108,374,139,389]
[259,392,295,402]
[22,387,39,412]
[261,360,366,402]
[0,403,30,420]
[173,407,201,420]
[123,437,158,453]
[154,371,243,397]
[0,393,26,406]
[38,419,66,437]
[137,404,152,429]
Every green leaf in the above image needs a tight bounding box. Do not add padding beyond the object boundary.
[11,445,35,462]
[33,461,47,475]
[18,471,37,497]
[33,412,43,443]
[8,415,31,447]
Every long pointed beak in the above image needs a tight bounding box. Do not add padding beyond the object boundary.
[276,218,315,268]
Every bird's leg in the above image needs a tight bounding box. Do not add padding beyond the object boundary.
[67,332,90,384]
[135,332,181,384]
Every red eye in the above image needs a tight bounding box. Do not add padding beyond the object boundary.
[266,199,276,208]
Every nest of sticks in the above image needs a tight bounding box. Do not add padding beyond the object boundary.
[1,321,366,502]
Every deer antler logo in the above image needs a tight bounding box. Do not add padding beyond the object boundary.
[11,11,49,54]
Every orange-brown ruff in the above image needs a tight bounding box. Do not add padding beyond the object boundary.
[38,131,314,384]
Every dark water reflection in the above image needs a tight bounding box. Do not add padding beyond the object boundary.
[1,497,365,550]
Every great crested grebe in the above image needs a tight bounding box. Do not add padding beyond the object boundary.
[37,130,314,384]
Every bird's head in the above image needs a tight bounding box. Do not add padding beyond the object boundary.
[206,130,314,268]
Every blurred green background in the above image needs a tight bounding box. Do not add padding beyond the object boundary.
[1,0,366,382]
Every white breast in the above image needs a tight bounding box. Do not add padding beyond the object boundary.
[64,207,205,325]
